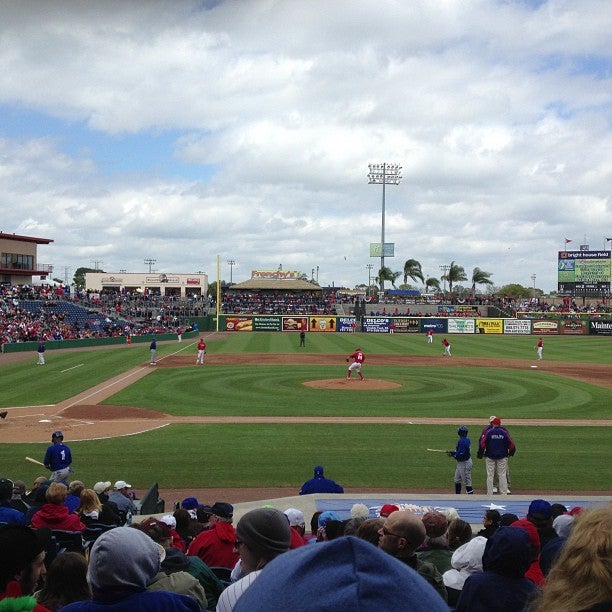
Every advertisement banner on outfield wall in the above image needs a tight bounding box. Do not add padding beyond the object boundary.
[447,318,475,334]
[363,317,391,333]
[253,316,282,331]
[337,317,357,332]
[392,318,421,333]
[309,317,337,332]
[559,319,587,335]
[282,317,308,332]
[589,319,612,335]
[504,319,532,335]
[532,320,559,335]
[476,319,503,334]
[421,319,447,333]
[226,316,252,332]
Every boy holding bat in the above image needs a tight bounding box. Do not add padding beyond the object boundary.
[447,426,473,494]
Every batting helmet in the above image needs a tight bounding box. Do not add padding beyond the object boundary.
[457,425,469,436]
[52,431,63,440]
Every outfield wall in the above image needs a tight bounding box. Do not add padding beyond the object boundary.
[216,315,612,335]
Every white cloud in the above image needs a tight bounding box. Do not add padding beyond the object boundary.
[0,0,610,292]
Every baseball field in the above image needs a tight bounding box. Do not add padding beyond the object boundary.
[0,331,610,501]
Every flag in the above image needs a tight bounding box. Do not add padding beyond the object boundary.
[606,237,612,242]
[564,238,572,244]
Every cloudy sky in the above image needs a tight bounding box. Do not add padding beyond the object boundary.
[1,0,610,293]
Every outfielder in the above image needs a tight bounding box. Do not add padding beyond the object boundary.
[447,425,473,494]
[196,338,207,365]
[346,348,365,380]
[43,431,73,483]
[442,337,451,357]
[535,337,543,360]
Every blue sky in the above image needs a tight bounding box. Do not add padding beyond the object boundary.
[0,0,610,292]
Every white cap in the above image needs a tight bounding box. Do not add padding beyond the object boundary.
[93,481,112,494]
[489,416,497,423]
[114,480,131,489]
[284,508,305,527]
[160,515,177,529]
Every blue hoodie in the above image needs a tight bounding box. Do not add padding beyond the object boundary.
[456,527,539,611]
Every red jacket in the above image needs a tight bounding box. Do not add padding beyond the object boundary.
[187,522,238,569]
[30,503,86,532]
[1,580,51,611]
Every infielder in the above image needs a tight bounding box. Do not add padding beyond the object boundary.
[149,337,157,365]
[196,338,207,365]
[427,329,434,344]
[346,348,365,380]
[535,337,543,360]
[447,425,473,494]
[43,431,73,483]
[442,337,451,357]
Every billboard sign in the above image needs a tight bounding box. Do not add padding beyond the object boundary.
[392,318,421,333]
[369,243,395,257]
[503,319,531,335]
[337,317,357,332]
[309,317,337,332]
[476,318,503,334]
[447,318,475,334]
[532,320,559,335]
[559,319,587,335]
[589,319,612,335]
[558,250,611,296]
[362,317,391,333]
[421,318,447,333]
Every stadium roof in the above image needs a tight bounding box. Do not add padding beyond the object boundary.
[229,278,323,292]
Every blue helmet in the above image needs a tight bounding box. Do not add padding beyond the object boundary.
[52,430,63,440]
[457,425,468,436]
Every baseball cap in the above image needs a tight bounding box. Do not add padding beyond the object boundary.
[489,416,497,423]
[114,480,131,490]
[379,504,399,518]
[210,502,234,520]
[52,430,63,438]
[283,508,305,527]
[181,497,201,510]
[0,478,14,498]
[93,481,111,494]
[528,499,552,519]
[491,417,501,426]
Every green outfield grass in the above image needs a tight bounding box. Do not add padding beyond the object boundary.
[1,332,610,492]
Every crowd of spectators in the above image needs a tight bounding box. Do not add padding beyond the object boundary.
[220,291,336,315]
[2,471,610,611]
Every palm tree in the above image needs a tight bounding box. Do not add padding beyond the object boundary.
[425,277,441,293]
[403,259,424,285]
[471,267,494,294]
[442,261,467,294]
[376,266,401,290]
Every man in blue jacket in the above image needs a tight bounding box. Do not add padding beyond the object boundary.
[448,425,473,494]
[299,466,344,495]
[478,417,515,496]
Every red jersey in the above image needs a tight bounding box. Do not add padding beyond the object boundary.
[197,340,206,351]
[537,339,543,348]
[349,350,365,363]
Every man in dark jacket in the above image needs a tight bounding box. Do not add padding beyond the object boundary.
[478,417,515,495]
[456,526,539,611]
[299,466,344,495]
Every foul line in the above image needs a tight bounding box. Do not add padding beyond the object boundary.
[61,364,84,373]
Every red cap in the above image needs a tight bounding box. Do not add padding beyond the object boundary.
[379,504,399,518]
[492,417,501,426]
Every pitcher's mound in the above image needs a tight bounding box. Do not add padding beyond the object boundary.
[304,379,401,390]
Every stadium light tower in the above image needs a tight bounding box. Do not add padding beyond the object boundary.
[531,274,537,299]
[368,163,402,292]
[227,259,236,284]
[366,263,374,295]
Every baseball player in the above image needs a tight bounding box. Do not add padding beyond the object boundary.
[535,337,543,360]
[442,337,451,357]
[149,337,157,365]
[447,425,473,494]
[427,329,434,344]
[346,348,365,380]
[36,340,46,365]
[196,338,207,365]
[43,431,73,483]
[478,417,515,496]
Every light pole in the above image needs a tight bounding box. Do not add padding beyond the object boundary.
[440,264,450,297]
[227,259,235,284]
[368,163,402,292]
[144,258,156,273]
[366,263,373,295]
[531,274,537,299]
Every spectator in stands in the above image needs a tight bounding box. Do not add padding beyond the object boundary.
[133,518,207,609]
[30,482,86,532]
[443,535,487,608]
[379,503,399,518]
[356,518,385,546]
[477,509,501,538]
[447,519,474,551]
[0,525,48,611]
[499,512,519,526]
[315,511,341,542]
[66,480,85,513]
[61,527,200,611]
[511,518,545,586]
[283,508,307,548]
[550,503,568,519]
[232,536,449,612]
[36,551,91,611]
[0,477,27,525]
[24,476,49,504]
[531,504,612,612]
[417,511,452,574]
[159,514,187,552]
[10,480,30,514]
[107,480,137,524]
[378,510,448,602]
[539,514,575,577]
[298,465,344,495]
[455,526,539,611]
[187,502,238,569]
[92,482,122,525]
[173,508,204,547]
[217,508,291,612]
[526,498,558,548]
[26,483,50,524]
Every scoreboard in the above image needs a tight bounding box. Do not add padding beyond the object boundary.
[558,250,611,296]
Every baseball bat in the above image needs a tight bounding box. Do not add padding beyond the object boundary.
[426,448,449,453]
[25,456,46,467]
